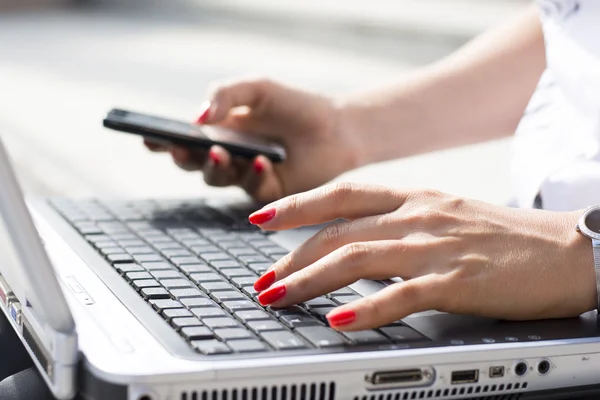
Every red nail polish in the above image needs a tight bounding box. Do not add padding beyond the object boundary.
[248,208,276,225]
[254,270,276,291]
[253,159,264,175]
[257,282,286,305]
[327,309,356,327]
[208,150,220,166]
[196,102,211,124]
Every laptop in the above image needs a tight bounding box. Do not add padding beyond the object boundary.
[2,136,600,400]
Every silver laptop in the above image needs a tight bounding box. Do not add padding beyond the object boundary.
[2,136,600,400]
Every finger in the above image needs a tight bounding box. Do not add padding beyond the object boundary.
[248,183,406,230]
[143,138,169,152]
[326,275,445,331]
[256,241,423,307]
[203,80,270,125]
[254,216,432,290]
[170,147,206,171]
[239,155,283,203]
[202,145,239,187]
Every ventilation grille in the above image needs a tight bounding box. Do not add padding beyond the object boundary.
[181,382,336,400]
[353,382,528,400]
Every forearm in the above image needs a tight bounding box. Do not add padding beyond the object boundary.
[340,4,546,165]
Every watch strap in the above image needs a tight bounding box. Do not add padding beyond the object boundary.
[593,238,600,319]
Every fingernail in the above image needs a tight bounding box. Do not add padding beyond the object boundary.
[253,159,264,175]
[248,208,276,225]
[254,270,276,291]
[257,282,286,305]
[208,149,220,166]
[196,101,212,124]
[327,309,356,327]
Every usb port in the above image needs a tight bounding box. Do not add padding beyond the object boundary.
[489,366,505,378]
[451,370,479,384]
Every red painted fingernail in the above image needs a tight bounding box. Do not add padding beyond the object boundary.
[196,101,211,124]
[327,309,356,327]
[254,270,276,291]
[208,149,220,166]
[253,159,264,175]
[248,208,276,225]
[257,282,286,305]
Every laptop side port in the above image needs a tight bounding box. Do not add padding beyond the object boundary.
[0,275,11,308]
[22,317,53,379]
[451,369,479,384]
[489,366,505,378]
[365,368,435,390]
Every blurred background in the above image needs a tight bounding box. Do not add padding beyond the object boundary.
[0,0,529,204]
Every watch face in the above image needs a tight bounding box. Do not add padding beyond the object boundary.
[585,209,600,234]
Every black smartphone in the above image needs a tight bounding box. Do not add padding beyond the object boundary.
[103,108,286,163]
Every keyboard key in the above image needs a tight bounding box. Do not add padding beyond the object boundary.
[201,253,233,262]
[270,253,287,261]
[160,279,193,289]
[247,320,285,334]
[99,247,125,256]
[161,249,193,258]
[231,276,258,289]
[247,239,274,248]
[132,279,161,290]
[214,328,253,341]
[180,264,213,275]
[210,291,247,303]
[221,268,255,279]
[242,286,258,298]
[303,298,337,309]
[85,234,112,243]
[332,295,362,305]
[153,241,185,250]
[260,246,289,256]
[134,254,163,263]
[228,248,260,257]
[189,245,221,255]
[379,326,428,342]
[271,306,309,317]
[94,240,119,249]
[189,272,225,283]
[125,271,153,281]
[141,262,176,271]
[115,263,145,274]
[203,317,241,329]
[342,330,390,345]
[191,307,228,319]
[180,239,211,247]
[140,287,171,300]
[218,240,247,250]
[280,315,324,329]
[260,331,307,350]
[171,317,203,330]
[151,270,183,280]
[222,301,258,313]
[227,339,268,353]
[182,326,214,341]
[296,326,347,348]
[311,307,336,320]
[199,282,236,292]
[150,299,183,311]
[169,288,205,299]
[329,288,356,296]
[192,340,231,355]
[235,310,272,323]
[181,297,217,308]
[171,256,202,266]
[107,254,134,264]
[117,239,146,247]
[110,233,138,241]
[247,263,272,274]
[239,255,271,264]
[211,260,243,270]
[124,246,155,255]
[162,308,193,320]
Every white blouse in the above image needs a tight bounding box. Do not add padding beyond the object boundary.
[511,0,600,211]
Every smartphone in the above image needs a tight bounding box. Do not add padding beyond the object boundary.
[103,108,286,163]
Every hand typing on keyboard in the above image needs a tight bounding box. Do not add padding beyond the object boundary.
[249,183,596,331]
[144,78,361,203]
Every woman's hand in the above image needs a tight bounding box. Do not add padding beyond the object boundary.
[249,183,597,331]
[145,78,362,202]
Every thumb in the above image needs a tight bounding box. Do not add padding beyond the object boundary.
[204,79,272,124]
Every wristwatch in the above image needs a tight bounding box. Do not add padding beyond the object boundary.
[576,206,600,318]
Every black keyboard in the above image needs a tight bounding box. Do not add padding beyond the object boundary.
[50,199,428,355]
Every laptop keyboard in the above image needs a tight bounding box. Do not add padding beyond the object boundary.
[50,199,428,355]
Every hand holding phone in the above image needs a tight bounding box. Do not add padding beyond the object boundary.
[103,108,286,162]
